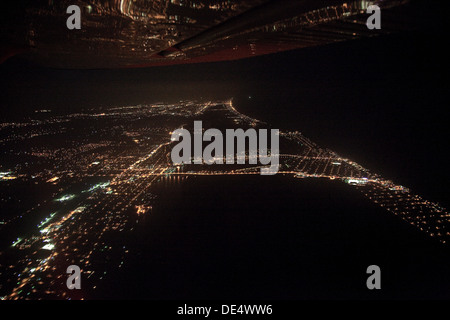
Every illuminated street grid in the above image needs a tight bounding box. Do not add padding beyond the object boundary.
[0,99,448,299]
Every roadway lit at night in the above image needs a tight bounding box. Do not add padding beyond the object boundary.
[0,99,448,300]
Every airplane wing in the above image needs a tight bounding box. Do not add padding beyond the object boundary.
[1,0,415,68]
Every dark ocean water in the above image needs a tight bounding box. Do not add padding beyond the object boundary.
[93,175,450,300]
